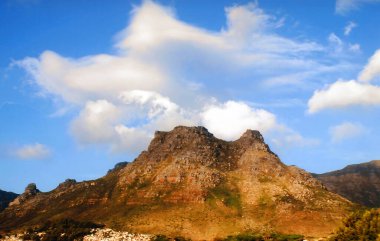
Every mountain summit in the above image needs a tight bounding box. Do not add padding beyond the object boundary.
[0,126,352,240]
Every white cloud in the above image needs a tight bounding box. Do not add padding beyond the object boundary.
[16,1,321,152]
[358,49,380,82]
[70,100,122,144]
[336,0,380,15]
[308,48,380,113]
[17,51,167,104]
[308,80,380,113]
[344,21,357,36]
[271,127,320,148]
[328,33,343,52]
[200,101,277,140]
[328,32,360,55]
[12,143,51,160]
[336,0,358,14]
[349,43,361,53]
[70,91,196,153]
[330,122,366,143]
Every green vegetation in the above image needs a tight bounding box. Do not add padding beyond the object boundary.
[153,235,191,241]
[206,182,242,212]
[220,233,304,241]
[21,219,104,241]
[329,208,380,241]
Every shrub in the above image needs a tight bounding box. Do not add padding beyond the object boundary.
[22,219,104,241]
[329,208,380,241]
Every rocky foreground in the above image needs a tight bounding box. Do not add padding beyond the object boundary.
[83,228,152,241]
[0,228,153,241]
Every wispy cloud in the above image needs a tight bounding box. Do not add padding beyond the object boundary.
[11,143,51,160]
[344,21,357,36]
[330,122,366,143]
[336,0,380,15]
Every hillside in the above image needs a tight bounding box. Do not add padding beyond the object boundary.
[0,126,353,240]
[0,190,18,212]
[315,160,380,207]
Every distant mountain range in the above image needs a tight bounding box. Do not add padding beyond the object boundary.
[0,189,18,212]
[0,126,353,240]
[314,160,380,207]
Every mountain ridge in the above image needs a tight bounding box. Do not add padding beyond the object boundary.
[315,160,380,207]
[0,126,353,240]
[0,190,18,212]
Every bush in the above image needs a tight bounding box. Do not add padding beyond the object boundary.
[329,208,380,241]
[221,233,304,241]
[22,219,104,241]
[153,234,171,241]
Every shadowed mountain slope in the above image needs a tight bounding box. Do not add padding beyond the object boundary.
[315,160,380,207]
[0,190,18,212]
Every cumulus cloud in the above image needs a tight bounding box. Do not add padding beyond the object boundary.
[358,49,380,82]
[17,1,320,153]
[330,122,366,143]
[308,80,380,113]
[199,101,318,147]
[308,49,380,113]
[71,100,122,144]
[200,101,277,140]
[344,21,357,36]
[12,143,51,160]
[336,0,380,15]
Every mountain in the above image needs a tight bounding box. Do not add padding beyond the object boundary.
[315,160,380,207]
[0,189,18,212]
[0,126,353,240]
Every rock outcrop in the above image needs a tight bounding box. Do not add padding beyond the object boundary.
[8,183,39,207]
[315,160,380,207]
[0,126,353,240]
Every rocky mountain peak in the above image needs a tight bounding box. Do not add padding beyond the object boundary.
[57,179,77,189]
[146,126,218,155]
[239,129,264,141]
[9,183,40,206]
[234,129,272,153]
[24,183,40,195]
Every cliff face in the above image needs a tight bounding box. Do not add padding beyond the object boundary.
[0,126,352,240]
[0,190,18,212]
[315,160,380,207]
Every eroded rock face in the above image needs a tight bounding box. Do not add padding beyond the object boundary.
[315,160,380,207]
[0,126,352,240]
[8,183,40,207]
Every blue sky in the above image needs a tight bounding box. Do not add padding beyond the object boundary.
[2,0,380,193]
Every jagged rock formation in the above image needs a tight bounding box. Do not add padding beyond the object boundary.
[8,183,39,207]
[0,190,18,212]
[315,160,380,207]
[0,126,353,240]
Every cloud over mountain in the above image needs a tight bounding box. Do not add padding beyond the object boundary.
[16,1,331,153]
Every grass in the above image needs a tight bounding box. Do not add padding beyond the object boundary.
[206,182,242,213]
